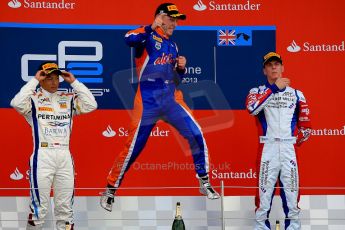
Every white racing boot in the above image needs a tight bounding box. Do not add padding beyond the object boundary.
[197,175,220,200]
[100,186,115,212]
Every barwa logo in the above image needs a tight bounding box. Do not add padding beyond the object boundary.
[193,0,261,12]
[287,40,345,52]
[8,0,76,10]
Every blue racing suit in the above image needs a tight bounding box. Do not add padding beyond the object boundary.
[107,25,210,188]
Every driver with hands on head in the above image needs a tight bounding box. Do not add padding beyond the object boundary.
[11,62,97,230]
[100,3,220,212]
[246,52,312,230]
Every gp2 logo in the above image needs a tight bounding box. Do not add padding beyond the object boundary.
[21,41,103,83]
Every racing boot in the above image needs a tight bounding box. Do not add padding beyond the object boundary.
[64,222,74,230]
[197,175,220,199]
[26,221,43,230]
[100,184,116,212]
[55,222,74,230]
[26,213,44,230]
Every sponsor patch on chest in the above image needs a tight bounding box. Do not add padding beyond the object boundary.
[59,102,67,109]
[155,41,162,50]
[153,35,163,43]
[38,107,53,112]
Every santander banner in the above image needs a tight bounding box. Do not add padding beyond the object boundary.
[0,0,344,196]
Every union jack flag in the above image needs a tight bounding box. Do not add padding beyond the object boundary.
[218,29,236,46]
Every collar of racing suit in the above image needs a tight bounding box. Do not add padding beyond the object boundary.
[155,27,169,39]
[40,87,57,97]
[265,81,286,92]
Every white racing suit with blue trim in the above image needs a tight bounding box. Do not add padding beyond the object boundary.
[246,82,311,230]
[11,78,97,230]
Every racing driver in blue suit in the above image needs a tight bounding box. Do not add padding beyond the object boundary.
[100,2,220,212]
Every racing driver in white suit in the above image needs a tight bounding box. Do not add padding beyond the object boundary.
[246,52,312,230]
[11,62,97,230]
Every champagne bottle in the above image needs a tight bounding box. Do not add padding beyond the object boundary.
[172,202,186,230]
[275,220,280,230]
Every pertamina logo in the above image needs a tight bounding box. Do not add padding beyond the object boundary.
[193,0,261,12]
[287,40,345,53]
[8,0,75,9]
